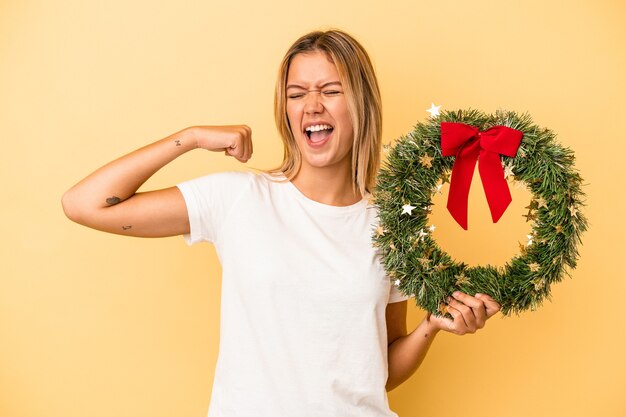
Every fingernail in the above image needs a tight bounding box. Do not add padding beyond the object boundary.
[475,293,483,298]
[453,291,461,297]
[446,296,452,302]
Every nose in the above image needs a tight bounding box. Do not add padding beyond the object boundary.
[304,91,323,114]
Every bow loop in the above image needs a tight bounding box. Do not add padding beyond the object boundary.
[441,123,479,157]
[479,126,523,157]
[439,122,523,229]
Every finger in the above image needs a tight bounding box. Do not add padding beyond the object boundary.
[247,134,253,160]
[225,143,237,159]
[476,293,501,318]
[244,134,252,161]
[445,304,469,334]
[229,140,246,162]
[453,292,487,328]
[451,291,483,309]
[241,130,252,162]
[447,298,477,332]
[238,138,248,162]
[473,296,499,323]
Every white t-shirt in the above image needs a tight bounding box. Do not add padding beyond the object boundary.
[177,171,412,417]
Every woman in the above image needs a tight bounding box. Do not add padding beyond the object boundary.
[62,29,500,416]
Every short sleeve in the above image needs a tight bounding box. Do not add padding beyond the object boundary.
[388,282,414,303]
[176,171,253,245]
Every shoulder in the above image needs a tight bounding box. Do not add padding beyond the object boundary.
[178,170,291,197]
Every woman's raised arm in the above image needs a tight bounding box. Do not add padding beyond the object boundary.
[61,125,252,237]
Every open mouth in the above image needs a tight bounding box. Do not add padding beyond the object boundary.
[305,124,334,144]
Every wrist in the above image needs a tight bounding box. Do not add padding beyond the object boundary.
[183,126,201,150]
[421,313,442,335]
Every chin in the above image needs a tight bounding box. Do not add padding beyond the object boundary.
[301,154,350,170]
[302,158,335,169]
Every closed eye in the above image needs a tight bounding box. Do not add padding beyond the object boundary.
[287,90,343,100]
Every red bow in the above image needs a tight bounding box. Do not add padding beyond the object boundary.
[440,122,523,230]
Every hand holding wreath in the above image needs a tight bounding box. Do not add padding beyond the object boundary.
[425,292,501,335]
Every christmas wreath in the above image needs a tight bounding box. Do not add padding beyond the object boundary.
[373,107,587,316]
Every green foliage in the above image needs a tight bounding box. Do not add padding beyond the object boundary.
[374,109,588,317]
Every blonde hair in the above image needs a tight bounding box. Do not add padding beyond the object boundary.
[269,29,382,197]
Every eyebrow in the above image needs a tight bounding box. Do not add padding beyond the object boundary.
[286,81,343,90]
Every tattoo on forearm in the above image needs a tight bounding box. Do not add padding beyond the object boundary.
[175,139,181,147]
[106,196,122,206]
[122,225,132,230]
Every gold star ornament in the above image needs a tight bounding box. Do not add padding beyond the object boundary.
[437,302,449,316]
[455,272,470,285]
[523,211,537,222]
[503,163,515,179]
[419,154,433,168]
[532,277,546,291]
[536,197,547,209]
[418,257,431,267]
[518,242,528,255]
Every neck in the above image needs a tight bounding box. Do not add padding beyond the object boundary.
[291,163,362,207]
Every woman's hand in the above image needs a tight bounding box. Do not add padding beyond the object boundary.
[426,292,501,335]
[190,125,253,163]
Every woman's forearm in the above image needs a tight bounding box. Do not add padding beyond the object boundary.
[386,315,440,391]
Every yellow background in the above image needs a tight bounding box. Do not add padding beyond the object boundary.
[1,0,624,416]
